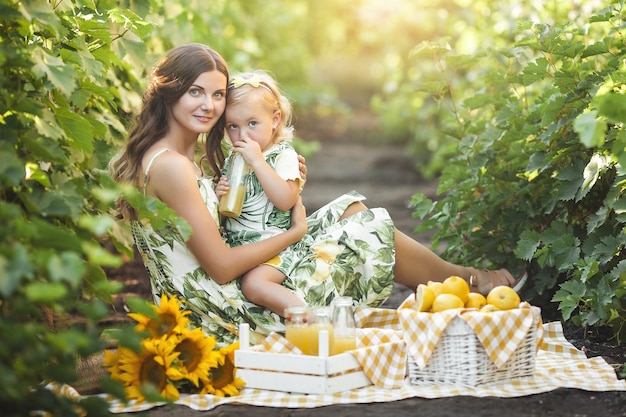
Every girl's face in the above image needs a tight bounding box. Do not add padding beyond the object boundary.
[169,70,227,138]
[225,95,280,152]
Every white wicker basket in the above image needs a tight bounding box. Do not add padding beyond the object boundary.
[408,307,540,387]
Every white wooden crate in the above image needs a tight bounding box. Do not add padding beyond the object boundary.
[235,323,372,394]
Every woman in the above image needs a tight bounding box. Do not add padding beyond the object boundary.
[110,43,525,345]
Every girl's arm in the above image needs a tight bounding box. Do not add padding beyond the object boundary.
[216,152,305,206]
[147,151,307,284]
[249,159,300,210]
[235,137,300,210]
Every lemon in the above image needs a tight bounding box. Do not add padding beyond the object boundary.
[415,284,436,312]
[431,293,465,312]
[442,275,470,304]
[427,281,444,298]
[480,304,499,313]
[486,285,521,310]
[465,292,487,309]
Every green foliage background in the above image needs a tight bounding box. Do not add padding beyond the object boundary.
[375,1,626,342]
[1,0,625,415]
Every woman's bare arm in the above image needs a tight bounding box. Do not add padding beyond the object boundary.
[147,151,306,284]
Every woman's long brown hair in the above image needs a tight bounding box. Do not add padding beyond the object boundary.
[109,43,229,219]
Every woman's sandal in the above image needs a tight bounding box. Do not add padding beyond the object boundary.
[468,267,528,296]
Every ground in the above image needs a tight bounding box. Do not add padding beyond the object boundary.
[103,110,626,416]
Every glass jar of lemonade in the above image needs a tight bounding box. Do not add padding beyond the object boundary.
[309,306,334,356]
[331,296,357,355]
[219,153,250,217]
[284,305,312,355]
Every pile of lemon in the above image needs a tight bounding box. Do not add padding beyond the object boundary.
[415,276,521,313]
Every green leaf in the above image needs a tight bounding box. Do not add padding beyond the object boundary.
[592,235,622,265]
[78,214,116,236]
[27,218,82,251]
[514,230,541,261]
[47,252,85,289]
[408,193,435,219]
[108,7,154,38]
[24,162,51,187]
[521,58,549,86]
[573,110,606,148]
[541,95,566,125]
[552,279,586,321]
[552,234,580,270]
[20,187,78,218]
[0,149,25,187]
[33,108,66,141]
[54,107,94,153]
[597,92,626,124]
[31,47,77,97]
[581,40,609,58]
[19,0,63,33]
[555,163,584,201]
[0,245,35,297]
[82,241,123,268]
[117,38,150,74]
[24,282,67,303]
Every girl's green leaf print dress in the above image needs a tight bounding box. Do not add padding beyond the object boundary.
[133,150,396,346]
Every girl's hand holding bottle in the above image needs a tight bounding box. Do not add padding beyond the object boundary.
[232,136,265,170]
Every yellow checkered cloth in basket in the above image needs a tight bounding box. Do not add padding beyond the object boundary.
[255,329,406,389]
[460,302,542,368]
[397,293,542,369]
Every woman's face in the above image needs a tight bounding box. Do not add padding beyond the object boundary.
[169,70,228,137]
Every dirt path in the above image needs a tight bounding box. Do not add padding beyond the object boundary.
[300,141,436,241]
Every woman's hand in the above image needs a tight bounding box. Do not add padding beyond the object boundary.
[297,154,307,182]
[289,195,308,240]
[215,176,229,199]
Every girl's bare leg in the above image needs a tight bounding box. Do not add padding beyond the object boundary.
[241,265,306,316]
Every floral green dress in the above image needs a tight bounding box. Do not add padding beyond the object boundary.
[132,150,396,345]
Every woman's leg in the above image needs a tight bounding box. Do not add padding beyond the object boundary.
[341,201,521,295]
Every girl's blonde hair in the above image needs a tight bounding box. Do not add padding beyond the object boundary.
[226,70,294,144]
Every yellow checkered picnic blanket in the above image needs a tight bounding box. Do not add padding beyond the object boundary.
[48,303,626,413]
[256,328,406,389]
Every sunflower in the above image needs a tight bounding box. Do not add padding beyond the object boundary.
[111,337,183,402]
[128,294,191,338]
[201,341,245,397]
[173,327,220,387]
[105,295,244,401]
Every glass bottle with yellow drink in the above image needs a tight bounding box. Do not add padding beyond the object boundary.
[309,306,333,356]
[331,296,357,355]
[219,153,250,217]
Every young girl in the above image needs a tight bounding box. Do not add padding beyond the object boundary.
[217,70,307,315]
